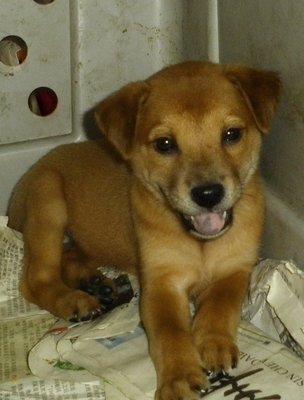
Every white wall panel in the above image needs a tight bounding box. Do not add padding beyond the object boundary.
[218,0,304,265]
[0,0,209,214]
[0,0,72,144]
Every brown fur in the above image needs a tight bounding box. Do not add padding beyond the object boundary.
[8,61,280,399]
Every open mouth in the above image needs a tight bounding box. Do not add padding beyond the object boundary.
[182,208,233,239]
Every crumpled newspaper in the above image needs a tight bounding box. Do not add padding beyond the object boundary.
[2,217,304,398]
[243,258,304,359]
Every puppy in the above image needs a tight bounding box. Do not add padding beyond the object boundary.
[8,61,280,400]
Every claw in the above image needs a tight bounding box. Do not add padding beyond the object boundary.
[98,295,114,304]
[69,313,79,323]
[89,275,102,286]
[92,308,103,318]
[191,384,204,393]
[69,307,103,323]
[99,285,114,295]
[80,308,103,321]
[204,368,216,377]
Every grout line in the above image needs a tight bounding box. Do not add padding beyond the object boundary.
[207,0,219,63]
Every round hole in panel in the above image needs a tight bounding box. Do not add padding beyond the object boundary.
[33,0,55,4]
[28,87,58,116]
[0,35,28,66]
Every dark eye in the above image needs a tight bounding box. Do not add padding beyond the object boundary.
[153,136,178,154]
[222,128,243,145]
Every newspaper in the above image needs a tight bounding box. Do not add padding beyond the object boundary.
[243,258,304,360]
[1,217,304,399]
[0,217,106,399]
[27,317,304,400]
[0,216,48,319]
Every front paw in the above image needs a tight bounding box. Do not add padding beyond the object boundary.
[196,333,239,373]
[156,361,208,400]
[79,273,134,312]
[55,290,103,322]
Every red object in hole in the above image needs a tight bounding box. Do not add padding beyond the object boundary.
[35,88,58,116]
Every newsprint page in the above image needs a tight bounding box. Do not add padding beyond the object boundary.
[1,216,304,399]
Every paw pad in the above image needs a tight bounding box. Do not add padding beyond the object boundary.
[79,273,134,312]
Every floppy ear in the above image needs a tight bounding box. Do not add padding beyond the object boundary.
[95,81,149,159]
[224,65,281,134]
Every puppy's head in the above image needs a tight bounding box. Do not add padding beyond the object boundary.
[95,62,281,239]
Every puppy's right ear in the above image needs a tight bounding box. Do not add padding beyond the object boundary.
[95,82,149,159]
[224,65,281,134]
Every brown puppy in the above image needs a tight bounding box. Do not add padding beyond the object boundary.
[8,61,280,400]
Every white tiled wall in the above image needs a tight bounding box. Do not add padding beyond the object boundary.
[218,0,304,265]
[0,0,209,214]
[0,0,72,144]
[1,0,302,266]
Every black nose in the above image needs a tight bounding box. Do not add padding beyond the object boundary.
[191,184,224,209]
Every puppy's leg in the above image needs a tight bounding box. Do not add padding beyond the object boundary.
[61,247,102,288]
[19,171,102,321]
[192,270,250,373]
[141,277,207,400]
[61,248,118,310]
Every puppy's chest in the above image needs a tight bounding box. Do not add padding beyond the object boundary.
[187,239,233,288]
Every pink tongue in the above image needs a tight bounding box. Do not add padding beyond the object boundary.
[192,211,226,236]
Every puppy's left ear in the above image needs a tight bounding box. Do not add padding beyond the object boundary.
[95,81,149,159]
[224,65,281,134]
